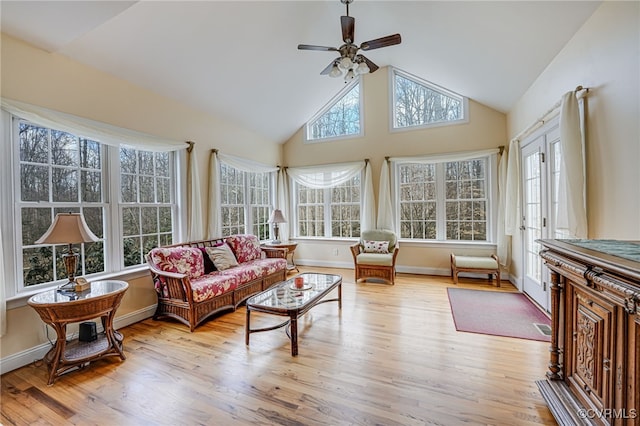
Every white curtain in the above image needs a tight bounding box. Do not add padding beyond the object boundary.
[218,152,279,174]
[207,151,222,238]
[1,98,184,151]
[207,151,279,239]
[361,160,376,231]
[376,158,394,231]
[504,139,521,236]
[556,91,588,238]
[186,143,204,241]
[496,149,511,267]
[287,161,364,189]
[288,160,372,235]
[276,168,291,242]
[391,148,500,164]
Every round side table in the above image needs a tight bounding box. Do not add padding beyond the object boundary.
[264,241,299,273]
[28,280,129,385]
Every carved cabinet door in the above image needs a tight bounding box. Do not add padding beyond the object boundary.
[568,287,616,413]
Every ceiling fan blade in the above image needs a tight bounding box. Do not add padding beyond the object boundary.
[298,44,338,52]
[360,55,379,74]
[360,33,402,51]
[341,16,355,43]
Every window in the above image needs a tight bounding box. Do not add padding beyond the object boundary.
[391,68,466,130]
[295,174,361,238]
[19,123,106,285]
[219,163,274,240]
[13,119,177,289]
[306,80,362,142]
[120,147,174,267]
[444,160,487,240]
[396,156,493,242]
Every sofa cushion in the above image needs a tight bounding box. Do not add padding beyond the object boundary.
[148,247,205,278]
[226,234,262,263]
[190,273,239,303]
[363,240,390,254]
[205,244,238,271]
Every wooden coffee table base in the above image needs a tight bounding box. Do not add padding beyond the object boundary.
[245,273,342,356]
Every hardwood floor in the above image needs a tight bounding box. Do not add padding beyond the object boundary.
[1,267,556,425]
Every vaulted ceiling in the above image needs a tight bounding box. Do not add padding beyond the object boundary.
[1,1,601,143]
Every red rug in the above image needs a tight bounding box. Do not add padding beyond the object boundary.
[447,288,551,342]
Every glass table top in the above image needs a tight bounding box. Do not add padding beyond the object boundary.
[28,280,128,304]
[247,273,341,310]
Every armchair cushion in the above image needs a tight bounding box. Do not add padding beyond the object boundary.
[363,240,390,254]
[356,253,394,266]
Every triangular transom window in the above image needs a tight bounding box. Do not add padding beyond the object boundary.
[392,68,466,130]
[306,80,362,142]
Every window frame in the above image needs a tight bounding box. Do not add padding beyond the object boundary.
[219,162,276,240]
[392,153,498,244]
[305,78,364,143]
[3,113,181,299]
[389,67,469,133]
[292,172,363,239]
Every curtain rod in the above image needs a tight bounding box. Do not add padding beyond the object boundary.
[512,86,589,143]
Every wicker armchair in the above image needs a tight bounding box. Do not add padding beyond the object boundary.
[350,229,399,285]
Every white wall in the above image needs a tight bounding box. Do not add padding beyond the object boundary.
[507,1,640,283]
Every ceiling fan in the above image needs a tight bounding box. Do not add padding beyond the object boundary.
[298,0,401,82]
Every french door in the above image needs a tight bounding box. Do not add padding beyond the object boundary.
[520,118,563,312]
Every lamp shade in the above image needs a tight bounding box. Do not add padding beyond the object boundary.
[35,213,100,245]
[267,209,287,224]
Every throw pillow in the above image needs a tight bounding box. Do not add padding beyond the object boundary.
[205,244,239,271]
[363,240,390,254]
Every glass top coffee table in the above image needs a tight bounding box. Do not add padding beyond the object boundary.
[245,272,342,356]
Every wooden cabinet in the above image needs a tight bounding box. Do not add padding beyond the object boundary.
[537,240,639,425]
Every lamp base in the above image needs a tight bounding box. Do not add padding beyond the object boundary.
[271,240,281,245]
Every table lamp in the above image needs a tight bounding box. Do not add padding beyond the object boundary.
[35,212,99,291]
[267,209,286,244]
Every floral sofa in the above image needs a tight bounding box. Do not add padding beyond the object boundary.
[146,234,287,331]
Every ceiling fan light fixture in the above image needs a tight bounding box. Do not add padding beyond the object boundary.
[339,56,353,70]
[356,60,369,74]
[344,69,355,82]
[329,64,342,78]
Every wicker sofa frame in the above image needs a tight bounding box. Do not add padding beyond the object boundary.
[146,237,287,331]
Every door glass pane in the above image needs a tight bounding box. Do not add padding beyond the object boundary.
[524,151,542,283]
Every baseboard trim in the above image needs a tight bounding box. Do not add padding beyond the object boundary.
[0,305,156,375]
[296,260,511,282]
